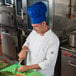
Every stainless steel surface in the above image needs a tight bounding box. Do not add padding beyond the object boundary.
[60,38,76,53]
[0,6,14,27]
[5,0,14,5]
[55,0,76,17]
[53,16,76,37]
[61,48,76,76]
[0,12,10,26]
[69,31,76,47]
[61,46,76,53]
[68,60,76,67]
[15,0,27,29]
[1,32,17,60]
[54,0,76,37]
[48,0,54,28]
[61,42,76,76]
[22,0,27,14]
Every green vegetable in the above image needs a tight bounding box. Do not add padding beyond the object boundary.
[0,71,16,76]
[0,60,8,70]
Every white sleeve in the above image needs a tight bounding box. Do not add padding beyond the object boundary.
[22,34,31,48]
[39,38,60,70]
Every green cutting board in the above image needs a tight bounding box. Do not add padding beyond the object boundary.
[0,63,44,76]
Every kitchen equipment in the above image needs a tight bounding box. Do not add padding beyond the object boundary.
[0,6,14,27]
[61,45,76,76]
[68,0,72,17]
[0,64,44,76]
[68,0,76,18]
[69,31,76,47]
[14,60,22,72]
[1,32,17,60]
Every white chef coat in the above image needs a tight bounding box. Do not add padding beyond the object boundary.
[23,29,60,76]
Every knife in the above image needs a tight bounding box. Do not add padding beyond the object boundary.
[14,60,22,72]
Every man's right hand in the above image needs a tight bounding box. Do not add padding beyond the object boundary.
[18,46,27,61]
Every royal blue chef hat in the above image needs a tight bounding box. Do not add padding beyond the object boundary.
[26,2,47,24]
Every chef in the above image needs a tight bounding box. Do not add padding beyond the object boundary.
[18,2,60,76]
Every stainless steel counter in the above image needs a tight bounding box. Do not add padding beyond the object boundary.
[60,45,76,53]
[60,42,76,76]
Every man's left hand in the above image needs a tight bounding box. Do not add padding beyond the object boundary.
[18,64,40,72]
[18,65,30,72]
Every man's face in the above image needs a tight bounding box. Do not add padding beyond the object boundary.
[32,23,43,34]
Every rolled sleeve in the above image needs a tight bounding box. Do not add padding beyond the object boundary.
[22,40,29,48]
[39,38,60,70]
[22,34,31,48]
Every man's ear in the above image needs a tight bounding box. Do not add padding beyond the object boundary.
[41,21,46,26]
[42,21,46,24]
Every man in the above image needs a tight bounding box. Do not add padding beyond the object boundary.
[18,2,60,76]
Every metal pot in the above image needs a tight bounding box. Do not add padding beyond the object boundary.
[69,31,76,47]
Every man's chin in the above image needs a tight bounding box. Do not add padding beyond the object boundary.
[34,30,41,34]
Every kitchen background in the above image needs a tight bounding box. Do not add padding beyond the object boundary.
[0,0,76,76]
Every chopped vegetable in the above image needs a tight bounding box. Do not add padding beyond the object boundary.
[16,74,25,76]
[0,60,8,70]
[0,71,15,76]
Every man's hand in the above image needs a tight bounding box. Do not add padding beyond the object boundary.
[18,46,27,61]
[18,65,30,72]
[18,64,40,72]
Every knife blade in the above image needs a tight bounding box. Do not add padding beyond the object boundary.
[14,60,22,72]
